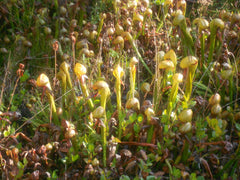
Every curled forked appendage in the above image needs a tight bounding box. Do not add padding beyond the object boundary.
[60,62,72,89]
[97,13,106,39]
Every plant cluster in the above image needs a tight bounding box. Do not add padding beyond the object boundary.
[0,0,240,179]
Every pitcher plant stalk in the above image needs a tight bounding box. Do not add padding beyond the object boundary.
[158,58,175,124]
[158,60,175,90]
[153,51,165,113]
[142,8,152,36]
[60,62,76,104]
[97,13,106,40]
[113,0,120,18]
[173,14,194,55]
[180,56,198,108]
[164,0,173,16]
[113,64,124,139]
[166,73,183,121]
[129,57,138,99]
[36,73,59,125]
[93,81,110,167]
[208,18,224,65]
[175,109,193,164]
[156,0,173,31]
[164,49,177,78]
[74,63,94,110]
[193,18,209,69]
[200,33,207,69]
[145,107,155,143]
[57,70,67,109]
[133,12,144,38]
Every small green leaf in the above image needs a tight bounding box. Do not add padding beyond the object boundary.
[163,125,169,134]
[133,124,140,134]
[154,0,165,6]
[129,112,137,123]
[109,49,119,58]
[193,82,212,95]
[120,175,131,180]
[23,156,28,165]
[20,70,30,82]
[10,127,15,135]
[10,105,18,111]
[197,176,205,180]
[190,173,197,180]
[172,167,181,178]
[16,161,24,179]
[147,175,156,180]
[125,133,132,139]
[88,143,95,153]
[51,170,58,179]
[235,123,240,131]
[207,117,222,137]
[16,143,22,149]
[71,154,79,162]
[3,130,10,137]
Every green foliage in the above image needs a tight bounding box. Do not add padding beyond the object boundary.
[15,157,28,180]
[196,117,207,141]
[3,125,15,137]
[154,0,166,6]
[120,175,131,180]
[172,167,181,179]
[193,81,212,96]
[47,170,58,180]
[20,70,30,82]
[190,173,205,180]
[206,117,223,138]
